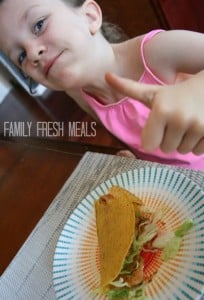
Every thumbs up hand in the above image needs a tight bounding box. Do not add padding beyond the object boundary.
[105,72,204,155]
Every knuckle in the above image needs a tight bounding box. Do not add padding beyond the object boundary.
[143,90,155,106]
[190,120,204,135]
[192,139,204,155]
[177,142,192,154]
[153,98,178,121]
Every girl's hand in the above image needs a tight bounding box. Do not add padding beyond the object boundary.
[105,72,204,155]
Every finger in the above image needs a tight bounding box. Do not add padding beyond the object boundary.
[160,123,186,153]
[177,130,204,154]
[105,72,159,108]
[192,138,204,155]
[141,110,166,151]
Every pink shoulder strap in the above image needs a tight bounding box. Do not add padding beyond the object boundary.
[140,29,165,84]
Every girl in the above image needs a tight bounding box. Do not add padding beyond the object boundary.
[0,0,204,169]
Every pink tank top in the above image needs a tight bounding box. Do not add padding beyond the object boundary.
[81,30,204,170]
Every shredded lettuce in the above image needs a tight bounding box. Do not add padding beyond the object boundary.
[125,239,141,264]
[121,223,158,273]
[174,219,194,237]
[106,284,148,300]
[162,235,182,261]
[129,284,148,300]
[138,223,158,244]
[152,231,174,248]
[106,287,129,299]
[110,278,130,288]
[135,211,141,218]
[162,219,194,261]
[101,218,194,300]
[151,209,165,223]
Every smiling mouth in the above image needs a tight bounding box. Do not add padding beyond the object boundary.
[44,51,63,76]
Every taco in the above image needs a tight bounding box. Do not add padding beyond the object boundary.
[94,186,194,300]
[95,186,151,299]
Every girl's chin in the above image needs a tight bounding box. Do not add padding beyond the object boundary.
[43,69,82,90]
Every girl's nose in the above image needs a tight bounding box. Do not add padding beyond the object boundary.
[31,50,44,66]
[26,43,46,66]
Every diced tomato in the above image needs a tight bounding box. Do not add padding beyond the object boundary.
[141,248,162,282]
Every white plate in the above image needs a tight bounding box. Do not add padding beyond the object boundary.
[53,167,204,300]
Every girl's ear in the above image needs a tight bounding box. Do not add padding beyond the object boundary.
[82,0,102,34]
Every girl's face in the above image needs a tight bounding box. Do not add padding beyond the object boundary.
[0,0,102,90]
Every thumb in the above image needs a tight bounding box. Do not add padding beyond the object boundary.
[105,72,159,108]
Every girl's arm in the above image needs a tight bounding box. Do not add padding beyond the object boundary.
[105,30,204,155]
[143,30,204,84]
[105,71,204,155]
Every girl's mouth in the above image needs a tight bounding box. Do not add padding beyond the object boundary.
[44,51,64,76]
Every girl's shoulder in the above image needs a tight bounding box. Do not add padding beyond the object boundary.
[114,35,146,81]
[116,31,164,81]
[124,29,164,50]
[117,30,175,83]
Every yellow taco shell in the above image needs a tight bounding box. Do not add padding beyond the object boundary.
[95,186,137,288]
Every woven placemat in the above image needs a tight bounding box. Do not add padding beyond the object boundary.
[0,152,203,300]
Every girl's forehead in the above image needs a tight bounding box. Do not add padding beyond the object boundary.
[0,0,62,17]
[0,0,60,11]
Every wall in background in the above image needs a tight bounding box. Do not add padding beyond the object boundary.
[152,0,204,32]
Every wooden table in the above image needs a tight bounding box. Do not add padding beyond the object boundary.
[0,139,83,274]
[0,137,122,275]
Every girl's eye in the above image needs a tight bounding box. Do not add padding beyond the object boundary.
[33,19,44,35]
[18,50,26,66]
